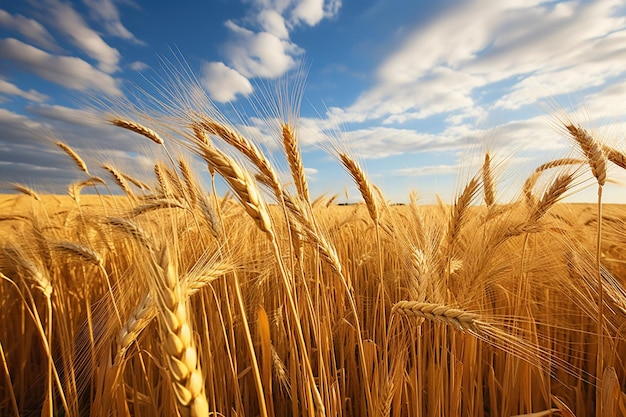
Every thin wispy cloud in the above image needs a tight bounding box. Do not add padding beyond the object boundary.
[338,0,626,127]
[0,38,121,94]
[0,9,59,51]
[34,0,122,73]
[82,0,144,45]
[0,78,49,102]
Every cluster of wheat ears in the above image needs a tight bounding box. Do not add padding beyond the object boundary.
[1,79,626,417]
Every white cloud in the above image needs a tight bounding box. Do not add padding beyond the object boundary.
[0,38,122,95]
[0,9,59,51]
[224,20,301,79]
[38,0,121,73]
[129,61,149,71]
[204,0,341,102]
[337,127,458,159]
[395,164,462,177]
[341,0,626,128]
[257,9,289,39]
[291,0,325,26]
[581,80,626,124]
[0,108,48,135]
[26,104,103,127]
[82,0,144,44]
[0,78,48,102]
[201,61,253,102]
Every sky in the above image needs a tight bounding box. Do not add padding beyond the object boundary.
[1,0,626,204]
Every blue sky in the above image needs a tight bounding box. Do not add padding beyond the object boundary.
[1,0,626,203]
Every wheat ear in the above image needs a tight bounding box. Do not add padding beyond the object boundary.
[529,173,574,224]
[482,153,495,207]
[523,158,582,206]
[447,176,480,247]
[102,165,135,200]
[602,144,626,170]
[109,117,164,145]
[196,117,283,199]
[282,123,310,202]
[116,260,234,359]
[339,152,379,224]
[152,245,208,417]
[12,184,41,201]
[565,124,607,186]
[196,142,273,235]
[56,142,89,175]
[391,300,480,332]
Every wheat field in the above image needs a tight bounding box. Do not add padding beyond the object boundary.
[1,85,626,417]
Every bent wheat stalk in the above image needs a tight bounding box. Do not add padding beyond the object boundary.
[565,123,607,416]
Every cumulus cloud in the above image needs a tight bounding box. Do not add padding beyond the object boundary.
[0,38,122,95]
[0,9,59,51]
[82,0,144,44]
[291,0,326,26]
[224,20,301,79]
[257,9,289,39]
[204,0,341,102]
[0,78,48,102]
[35,0,121,73]
[201,61,254,102]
